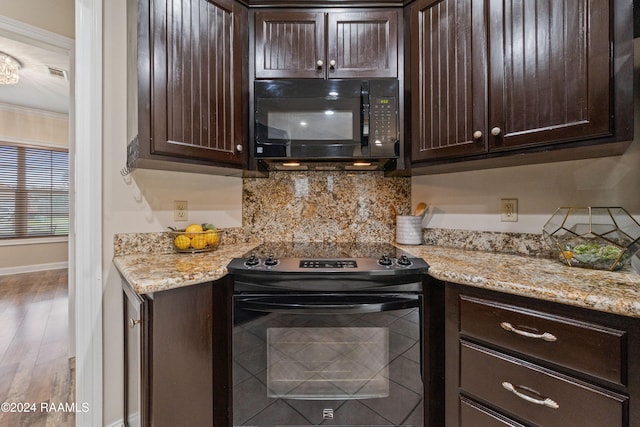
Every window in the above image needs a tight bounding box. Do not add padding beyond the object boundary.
[0,143,69,239]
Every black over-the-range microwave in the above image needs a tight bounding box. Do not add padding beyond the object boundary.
[254,79,400,169]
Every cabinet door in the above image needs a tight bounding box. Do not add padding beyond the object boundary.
[123,287,146,427]
[327,10,398,78]
[150,284,214,425]
[150,0,245,164]
[487,0,612,151]
[255,11,325,79]
[410,0,488,161]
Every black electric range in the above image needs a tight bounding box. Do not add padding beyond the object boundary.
[227,242,429,292]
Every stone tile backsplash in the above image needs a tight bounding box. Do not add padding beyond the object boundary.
[242,171,411,243]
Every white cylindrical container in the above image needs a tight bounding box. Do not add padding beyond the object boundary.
[396,215,423,245]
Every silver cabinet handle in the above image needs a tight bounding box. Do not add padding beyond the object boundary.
[316,59,324,68]
[472,130,483,139]
[129,318,141,328]
[236,144,243,152]
[329,59,336,68]
[500,322,557,342]
[491,127,502,136]
[502,382,559,409]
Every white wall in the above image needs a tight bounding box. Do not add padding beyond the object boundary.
[102,0,243,424]
[412,39,640,234]
[0,0,74,39]
[0,87,70,274]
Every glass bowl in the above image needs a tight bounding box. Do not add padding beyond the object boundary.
[543,207,640,271]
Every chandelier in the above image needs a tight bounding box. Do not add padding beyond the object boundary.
[0,51,21,85]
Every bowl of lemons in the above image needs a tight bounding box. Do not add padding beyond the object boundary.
[169,223,221,253]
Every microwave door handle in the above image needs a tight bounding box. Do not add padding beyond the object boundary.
[236,296,418,315]
[361,83,370,147]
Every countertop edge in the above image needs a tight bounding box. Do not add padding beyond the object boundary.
[113,243,640,319]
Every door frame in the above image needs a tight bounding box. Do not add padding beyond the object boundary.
[74,0,103,426]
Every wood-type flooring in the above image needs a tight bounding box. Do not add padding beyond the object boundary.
[0,269,74,426]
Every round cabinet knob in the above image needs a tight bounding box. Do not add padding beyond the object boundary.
[472,130,483,140]
[329,59,336,68]
[491,127,502,136]
[236,144,243,152]
[316,60,324,68]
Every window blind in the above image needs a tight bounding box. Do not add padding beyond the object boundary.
[0,143,69,239]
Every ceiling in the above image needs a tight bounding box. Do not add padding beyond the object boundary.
[0,30,70,115]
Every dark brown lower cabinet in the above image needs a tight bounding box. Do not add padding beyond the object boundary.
[445,283,640,427]
[459,396,526,427]
[122,278,232,427]
[122,275,639,426]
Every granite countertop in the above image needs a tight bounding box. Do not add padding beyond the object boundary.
[113,242,259,294]
[397,244,640,318]
[113,241,640,319]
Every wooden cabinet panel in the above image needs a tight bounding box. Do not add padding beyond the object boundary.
[129,0,246,173]
[409,0,633,171]
[123,284,147,427]
[460,295,626,385]
[149,284,214,425]
[410,0,487,161]
[255,11,325,79]
[151,0,245,164]
[488,0,612,150]
[460,341,627,427]
[445,284,640,427]
[460,396,524,427]
[255,9,398,79]
[121,279,233,426]
[327,11,398,78]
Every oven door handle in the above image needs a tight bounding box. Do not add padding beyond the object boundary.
[235,295,419,314]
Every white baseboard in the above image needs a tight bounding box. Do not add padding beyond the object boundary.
[0,261,68,276]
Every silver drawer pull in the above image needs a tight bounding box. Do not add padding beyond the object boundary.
[502,382,559,409]
[500,322,557,342]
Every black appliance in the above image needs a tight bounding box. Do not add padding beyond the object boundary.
[228,242,429,427]
[254,80,400,170]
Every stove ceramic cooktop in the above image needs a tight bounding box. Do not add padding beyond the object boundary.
[227,242,429,276]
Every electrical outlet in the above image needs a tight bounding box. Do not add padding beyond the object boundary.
[501,199,518,222]
[174,200,188,222]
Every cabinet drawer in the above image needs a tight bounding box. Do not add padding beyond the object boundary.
[460,396,525,427]
[460,295,626,384]
[460,342,627,427]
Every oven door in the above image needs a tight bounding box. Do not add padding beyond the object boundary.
[233,294,424,427]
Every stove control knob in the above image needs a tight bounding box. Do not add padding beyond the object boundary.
[397,255,412,266]
[378,253,393,266]
[244,254,259,267]
[264,254,279,267]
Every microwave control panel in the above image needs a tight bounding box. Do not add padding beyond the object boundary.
[366,79,399,158]
[370,96,398,143]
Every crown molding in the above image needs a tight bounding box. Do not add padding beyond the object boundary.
[0,102,69,119]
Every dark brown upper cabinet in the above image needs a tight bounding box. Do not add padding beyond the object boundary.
[408,0,633,172]
[254,9,399,79]
[128,0,248,175]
